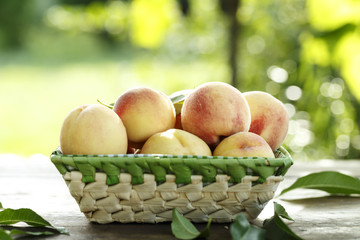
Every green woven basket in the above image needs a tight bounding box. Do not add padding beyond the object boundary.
[50,147,293,223]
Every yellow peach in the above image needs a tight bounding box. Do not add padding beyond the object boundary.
[113,87,176,148]
[60,104,128,155]
[213,132,275,158]
[243,91,289,150]
[141,129,212,156]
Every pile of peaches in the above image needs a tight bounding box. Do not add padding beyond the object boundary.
[59,82,289,158]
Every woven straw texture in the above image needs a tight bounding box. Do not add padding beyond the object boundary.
[51,147,292,224]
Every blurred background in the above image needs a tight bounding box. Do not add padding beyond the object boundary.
[0,0,359,161]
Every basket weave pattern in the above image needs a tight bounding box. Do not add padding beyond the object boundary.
[63,171,282,224]
[51,147,292,224]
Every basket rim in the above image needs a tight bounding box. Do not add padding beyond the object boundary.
[50,146,293,186]
[51,146,290,160]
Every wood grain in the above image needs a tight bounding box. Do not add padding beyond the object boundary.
[1,155,359,239]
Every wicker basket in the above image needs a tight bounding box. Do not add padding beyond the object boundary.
[50,147,293,224]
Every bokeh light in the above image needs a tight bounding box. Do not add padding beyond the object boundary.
[0,0,360,161]
[267,66,288,83]
[247,35,265,54]
[286,85,302,101]
[330,100,345,115]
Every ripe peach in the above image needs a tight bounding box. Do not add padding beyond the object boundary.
[181,82,251,149]
[243,91,289,150]
[213,132,275,158]
[113,87,176,148]
[60,104,128,155]
[141,129,212,156]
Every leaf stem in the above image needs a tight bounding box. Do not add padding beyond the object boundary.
[97,99,114,109]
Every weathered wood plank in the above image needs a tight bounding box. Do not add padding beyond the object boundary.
[1,154,360,239]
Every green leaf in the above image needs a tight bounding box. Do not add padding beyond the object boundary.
[173,102,184,115]
[279,171,360,196]
[0,203,3,209]
[263,202,302,240]
[0,208,52,227]
[0,228,13,240]
[263,215,302,240]
[9,228,56,238]
[171,208,211,240]
[230,214,265,240]
[169,89,193,115]
[0,208,68,235]
[273,202,294,222]
[313,23,357,47]
[169,89,193,104]
[197,217,212,239]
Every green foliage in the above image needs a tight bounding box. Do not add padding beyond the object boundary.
[280,171,360,196]
[230,214,265,240]
[0,0,359,159]
[272,202,294,222]
[297,0,360,159]
[0,204,68,239]
[263,203,303,240]
[0,229,12,240]
[237,0,360,160]
[171,203,303,240]
[0,1,35,48]
[171,208,211,240]
[0,208,52,227]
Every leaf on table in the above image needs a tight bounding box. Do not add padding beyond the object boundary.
[263,202,303,240]
[263,215,302,240]
[171,208,211,240]
[0,208,68,235]
[197,216,212,239]
[0,228,13,240]
[279,171,360,196]
[0,208,52,227]
[230,214,265,240]
[8,228,58,238]
[273,202,294,222]
[0,226,68,240]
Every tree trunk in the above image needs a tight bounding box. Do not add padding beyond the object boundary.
[220,0,240,87]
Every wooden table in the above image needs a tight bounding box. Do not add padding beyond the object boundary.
[1,154,360,240]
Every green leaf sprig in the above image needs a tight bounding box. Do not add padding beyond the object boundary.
[0,202,69,239]
[170,203,302,240]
